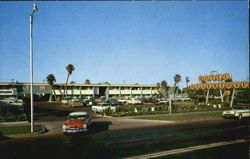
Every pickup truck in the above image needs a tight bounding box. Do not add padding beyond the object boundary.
[91,103,116,113]
[62,111,91,135]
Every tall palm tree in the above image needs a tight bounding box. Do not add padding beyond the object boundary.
[46,74,56,101]
[172,74,181,96]
[185,76,190,88]
[63,64,75,99]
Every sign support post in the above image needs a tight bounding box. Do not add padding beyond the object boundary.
[219,89,224,102]
[206,89,210,104]
[230,89,235,108]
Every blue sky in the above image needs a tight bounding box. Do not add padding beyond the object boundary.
[0,1,248,88]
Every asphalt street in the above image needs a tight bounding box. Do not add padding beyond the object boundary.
[0,118,249,159]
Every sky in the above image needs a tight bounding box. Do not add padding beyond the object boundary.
[0,1,249,88]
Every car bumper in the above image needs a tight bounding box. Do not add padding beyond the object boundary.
[62,128,88,133]
[222,114,238,118]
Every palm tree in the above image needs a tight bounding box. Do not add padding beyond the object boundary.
[46,74,56,101]
[185,77,190,88]
[156,81,168,99]
[63,64,75,99]
[172,74,181,96]
[161,80,168,99]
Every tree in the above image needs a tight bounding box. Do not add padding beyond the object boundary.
[156,82,161,98]
[185,76,190,88]
[63,64,75,99]
[156,81,168,99]
[161,80,168,99]
[46,74,56,101]
[84,79,91,84]
[172,74,181,96]
[169,74,181,114]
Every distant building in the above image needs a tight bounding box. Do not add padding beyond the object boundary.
[0,82,176,100]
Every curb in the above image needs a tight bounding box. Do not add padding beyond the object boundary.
[34,125,48,134]
[0,121,29,127]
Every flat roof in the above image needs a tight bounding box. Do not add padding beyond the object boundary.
[0,82,164,87]
[69,112,89,116]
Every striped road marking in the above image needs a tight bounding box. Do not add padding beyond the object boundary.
[124,139,249,159]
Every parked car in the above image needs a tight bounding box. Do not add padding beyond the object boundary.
[61,97,71,104]
[68,102,83,108]
[82,99,91,107]
[117,99,128,104]
[127,98,142,105]
[159,100,169,104]
[0,98,23,106]
[62,112,91,134]
[222,106,250,120]
[106,98,119,106]
[91,103,116,113]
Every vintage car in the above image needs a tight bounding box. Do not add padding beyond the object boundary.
[91,103,116,113]
[68,99,83,108]
[222,106,250,120]
[127,98,142,105]
[61,97,71,104]
[158,100,169,104]
[62,112,91,134]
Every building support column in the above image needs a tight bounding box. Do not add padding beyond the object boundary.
[140,87,143,98]
[130,87,132,98]
[79,86,82,99]
[105,87,109,100]
[119,87,121,97]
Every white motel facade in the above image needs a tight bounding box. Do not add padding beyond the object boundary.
[0,82,176,100]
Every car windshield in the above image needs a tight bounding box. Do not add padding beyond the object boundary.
[233,107,247,110]
[98,103,109,106]
[68,115,88,120]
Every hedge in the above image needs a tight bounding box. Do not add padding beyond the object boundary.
[104,103,228,117]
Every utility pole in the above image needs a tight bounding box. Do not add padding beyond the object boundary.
[29,3,38,133]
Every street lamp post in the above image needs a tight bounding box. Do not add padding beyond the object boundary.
[29,3,38,133]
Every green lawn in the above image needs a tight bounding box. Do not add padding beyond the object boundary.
[135,112,222,121]
[0,125,44,135]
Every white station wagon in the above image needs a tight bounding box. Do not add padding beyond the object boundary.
[222,106,250,120]
[91,103,116,113]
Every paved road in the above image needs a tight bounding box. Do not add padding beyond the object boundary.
[2,111,222,138]
[1,118,249,159]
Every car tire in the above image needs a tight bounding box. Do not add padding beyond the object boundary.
[238,114,242,120]
[63,132,68,136]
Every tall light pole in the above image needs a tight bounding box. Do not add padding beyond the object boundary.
[30,3,38,133]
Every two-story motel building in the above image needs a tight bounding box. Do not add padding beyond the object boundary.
[0,82,175,100]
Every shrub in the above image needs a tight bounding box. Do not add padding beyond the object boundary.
[104,107,113,116]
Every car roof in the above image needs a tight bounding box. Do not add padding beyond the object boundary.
[69,112,88,116]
